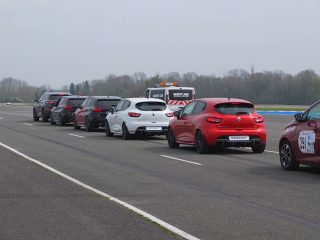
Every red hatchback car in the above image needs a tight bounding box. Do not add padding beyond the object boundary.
[279,101,320,170]
[167,98,266,153]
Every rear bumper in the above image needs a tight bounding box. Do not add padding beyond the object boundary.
[214,135,263,147]
[203,128,266,147]
[134,126,169,135]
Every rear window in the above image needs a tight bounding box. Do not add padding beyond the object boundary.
[168,89,193,101]
[135,102,167,111]
[49,94,69,100]
[97,99,121,110]
[67,98,86,107]
[215,103,254,115]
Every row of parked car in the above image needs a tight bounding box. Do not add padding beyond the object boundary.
[33,91,320,171]
[33,91,267,153]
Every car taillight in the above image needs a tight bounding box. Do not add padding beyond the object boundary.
[47,101,55,104]
[128,112,141,117]
[64,105,72,110]
[93,107,103,113]
[165,112,174,117]
[253,116,264,123]
[207,117,222,123]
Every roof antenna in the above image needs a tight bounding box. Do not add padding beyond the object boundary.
[228,87,231,100]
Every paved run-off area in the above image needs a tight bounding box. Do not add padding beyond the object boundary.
[1,105,320,240]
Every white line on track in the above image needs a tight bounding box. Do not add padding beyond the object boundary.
[68,133,85,139]
[160,155,203,166]
[265,150,279,154]
[245,147,278,154]
[23,123,33,126]
[0,142,200,240]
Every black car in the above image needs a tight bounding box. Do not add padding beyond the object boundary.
[33,92,71,122]
[73,96,121,131]
[50,96,87,126]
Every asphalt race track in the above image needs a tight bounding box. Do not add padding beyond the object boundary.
[1,105,320,240]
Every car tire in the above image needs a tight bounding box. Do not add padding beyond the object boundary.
[42,110,48,122]
[50,114,56,125]
[122,123,131,140]
[33,109,39,121]
[85,118,93,132]
[105,120,113,137]
[279,140,299,170]
[195,130,209,154]
[167,128,179,148]
[251,144,266,153]
[59,115,66,126]
[73,119,80,130]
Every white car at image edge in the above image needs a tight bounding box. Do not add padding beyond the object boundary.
[105,98,174,139]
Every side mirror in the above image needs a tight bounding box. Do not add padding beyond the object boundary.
[174,110,181,119]
[34,99,38,103]
[110,107,115,114]
[294,113,305,122]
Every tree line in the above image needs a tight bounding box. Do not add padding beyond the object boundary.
[1,69,319,105]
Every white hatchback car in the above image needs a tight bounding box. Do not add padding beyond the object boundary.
[105,98,173,139]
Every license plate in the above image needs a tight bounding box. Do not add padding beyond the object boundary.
[146,126,162,131]
[229,136,249,141]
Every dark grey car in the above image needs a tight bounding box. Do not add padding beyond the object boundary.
[50,96,87,126]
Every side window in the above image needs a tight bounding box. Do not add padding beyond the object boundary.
[143,90,150,98]
[181,101,197,117]
[306,104,320,120]
[116,100,125,111]
[57,98,64,106]
[81,99,88,107]
[121,100,131,110]
[85,98,93,107]
[193,101,206,114]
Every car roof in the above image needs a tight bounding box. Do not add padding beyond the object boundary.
[46,92,71,95]
[125,97,166,103]
[88,96,122,100]
[196,98,253,105]
[61,95,88,99]
[147,87,195,90]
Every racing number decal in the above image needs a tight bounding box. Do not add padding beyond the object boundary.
[298,131,315,154]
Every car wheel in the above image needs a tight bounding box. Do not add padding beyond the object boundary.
[59,115,66,126]
[50,114,56,125]
[33,109,39,121]
[251,144,266,153]
[122,123,131,140]
[85,118,93,132]
[195,130,209,154]
[105,120,113,137]
[73,119,80,130]
[42,110,48,122]
[279,140,299,170]
[167,128,179,148]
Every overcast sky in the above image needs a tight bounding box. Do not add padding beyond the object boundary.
[0,0,319,88]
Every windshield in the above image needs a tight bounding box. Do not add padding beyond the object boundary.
[215,103,254,115]
[168,89,193,101]
[135,102,167,111]
[97,99,121,109]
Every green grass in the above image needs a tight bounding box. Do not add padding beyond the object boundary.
[255,104,307,111]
